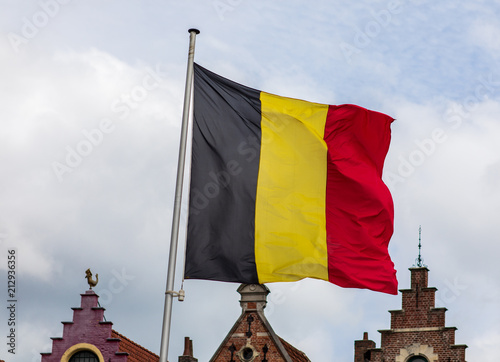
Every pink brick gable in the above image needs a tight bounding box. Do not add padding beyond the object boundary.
[41,290,128,362]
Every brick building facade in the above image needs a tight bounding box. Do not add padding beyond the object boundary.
[210,284,310,362]
[40,289,160,362]
[354,267,467,362]
[41,268,468,361]
[39,284,308,362]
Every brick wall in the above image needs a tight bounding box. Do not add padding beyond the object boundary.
[354,267,467,362]
[212,311,287,361]
[210,284,310,362]
[354,332,376,362]
[41,290,128,362]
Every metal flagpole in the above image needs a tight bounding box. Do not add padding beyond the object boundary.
[159,28,200,362]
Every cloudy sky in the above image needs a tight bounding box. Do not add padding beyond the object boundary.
[1,1,499,361]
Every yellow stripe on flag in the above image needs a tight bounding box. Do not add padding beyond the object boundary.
[255,92,330,283]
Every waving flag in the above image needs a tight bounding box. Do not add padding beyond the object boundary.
[185,63,397,295]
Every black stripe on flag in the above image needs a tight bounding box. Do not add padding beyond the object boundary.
[185,63,261,283]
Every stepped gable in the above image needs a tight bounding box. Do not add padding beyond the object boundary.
[40,289,159,362]
[354,267,467,362]
[210,284,310,362]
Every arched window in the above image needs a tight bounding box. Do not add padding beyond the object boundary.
[407,356,429,362]
[69,350,99,362]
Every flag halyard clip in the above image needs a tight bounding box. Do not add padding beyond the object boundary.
[166,289,185,302]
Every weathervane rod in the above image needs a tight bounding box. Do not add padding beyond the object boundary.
[159,28,200,362]
[415,225,426,267]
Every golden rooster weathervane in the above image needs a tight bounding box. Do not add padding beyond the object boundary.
[85,268,98,289]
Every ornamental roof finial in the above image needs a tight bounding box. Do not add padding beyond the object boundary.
[413,225,427,268]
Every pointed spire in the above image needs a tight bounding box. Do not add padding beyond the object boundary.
[414,225,427,267]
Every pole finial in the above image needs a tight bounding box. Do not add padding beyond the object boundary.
[414,225,426,267]
[188,28,200,34]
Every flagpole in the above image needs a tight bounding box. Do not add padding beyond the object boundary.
[159,28,200,362]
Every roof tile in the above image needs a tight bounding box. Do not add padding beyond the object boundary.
[111,329,159,362]
[278,336,311,362]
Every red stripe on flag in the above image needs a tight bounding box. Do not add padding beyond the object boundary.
[324,104,397,295]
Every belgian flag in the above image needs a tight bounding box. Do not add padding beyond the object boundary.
[185,63,397,295]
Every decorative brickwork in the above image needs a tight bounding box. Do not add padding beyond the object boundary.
[210,284,310,362]
[354,267,467,362]
[40,289,159,362]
